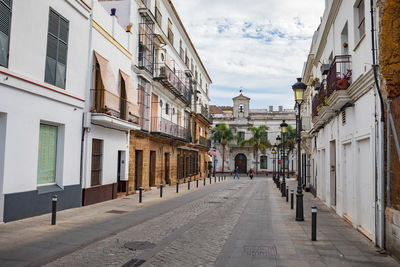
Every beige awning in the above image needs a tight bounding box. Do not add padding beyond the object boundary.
[120,70,140,118]
[94,51,119,112]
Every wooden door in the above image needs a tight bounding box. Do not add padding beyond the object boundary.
[235,154,247,173]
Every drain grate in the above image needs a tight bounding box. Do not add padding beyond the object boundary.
[124,241,156,251]
[122,258,146,267]
[106,210,128,214]
[208,201,223,204]
[243,246,277,257]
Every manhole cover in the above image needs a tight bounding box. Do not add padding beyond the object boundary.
[243,246,277,257]
[106,210,128,214]
[124,241,156,251]
[122,258,146,267]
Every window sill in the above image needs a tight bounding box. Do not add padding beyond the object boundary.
[37,184,63,195]
[353,33,366,52]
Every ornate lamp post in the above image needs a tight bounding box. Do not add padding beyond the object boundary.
[280,120,288,197]
[276,135,281,189]
[272,145,277,184]
[292,78,306,221]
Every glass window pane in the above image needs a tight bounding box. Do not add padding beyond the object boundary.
[55,62,66,89]
[45,56,56,85]
[38,124,58,184]
[48,10,59,36]
[0,32,8,67]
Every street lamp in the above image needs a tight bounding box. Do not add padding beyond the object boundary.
[280,120,288,197]
[276,135,281,189]
[271,146,277,184]
[292,77,307,221]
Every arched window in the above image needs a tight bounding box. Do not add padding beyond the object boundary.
[239,104,244,113]
[260,156,268,169]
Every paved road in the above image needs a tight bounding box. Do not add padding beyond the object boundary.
[2,178,399,266]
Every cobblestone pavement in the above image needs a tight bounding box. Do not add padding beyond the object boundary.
[3,177,400,267]
[45,179,255,267]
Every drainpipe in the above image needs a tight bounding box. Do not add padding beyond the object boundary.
[370,0,385,249]
[387,100,391,208]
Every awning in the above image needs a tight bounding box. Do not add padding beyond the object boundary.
[120,70,140,118]
[177,146,199,152]
[94,51,118,112]
[209,151,217,156]
[206,155,212,162]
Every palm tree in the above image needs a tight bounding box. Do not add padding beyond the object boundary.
[211,123,236,175]
[240,125,271,173]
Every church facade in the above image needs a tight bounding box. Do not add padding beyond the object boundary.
[210,93,296,174]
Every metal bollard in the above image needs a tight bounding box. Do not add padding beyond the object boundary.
[51,195,57,225]
[312,206,317,241]
[204,178,206,186]
[196,179,199,188]
[188,180,191,190]
[286,186,289,202]
[210,177,212,184]
[290,190,294,210]
[139,187,143,203]
[219,176,220,182]
[160,183,163,198]
[176,181,179,193]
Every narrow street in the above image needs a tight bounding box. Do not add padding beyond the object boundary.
[0,177,397,267]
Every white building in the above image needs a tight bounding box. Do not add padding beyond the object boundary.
[80,0,141,206]
[301,0,384,245]
[0,0,91,222]
[210,93,296,175]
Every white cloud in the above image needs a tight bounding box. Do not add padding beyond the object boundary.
[172,0,325,108]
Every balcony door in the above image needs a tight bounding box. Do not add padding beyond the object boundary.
[119,75,127,120]
[151,93,158,131]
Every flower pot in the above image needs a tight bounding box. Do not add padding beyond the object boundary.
[336,79,349,90]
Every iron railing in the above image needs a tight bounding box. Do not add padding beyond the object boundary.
[151,117,189,140]
[326,55,352,97]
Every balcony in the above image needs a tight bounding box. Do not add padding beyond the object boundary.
[154,63,191,105]
[150,117,189,141]
[199,136,208,147]
[326,55,352,111]
[90,89,140,131]
[196,104,213,124]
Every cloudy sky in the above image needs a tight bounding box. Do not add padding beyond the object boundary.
[172,0,325,109]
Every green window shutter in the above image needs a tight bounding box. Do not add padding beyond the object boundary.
[38,124,58,185]
[45,8,69,89]
[260,156,268,169]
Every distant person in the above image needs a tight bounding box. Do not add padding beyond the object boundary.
[249,168,254,179]
[233,166,240,179]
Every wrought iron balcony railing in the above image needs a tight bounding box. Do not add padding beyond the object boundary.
[150,117,189,141]
[326,55,352,97]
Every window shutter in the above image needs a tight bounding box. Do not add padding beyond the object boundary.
[0,0,11,67]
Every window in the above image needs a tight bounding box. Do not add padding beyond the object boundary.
[45,8,69,89]
[165,103,169,114]
[155,6,162,26]
[167,19,173,45]
[91,139,103,186]
[237,132,245,144]
[355,0,365,43]
[179,39,184,60]
[260,156,268,169]
[37,124,58,185]
[239,104,244,113]
[0,0,12,67]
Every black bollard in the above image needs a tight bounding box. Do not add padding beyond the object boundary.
[139,187,143,203]
[219,176,220,182]
[286,186,289,202]
[210,177,212,184]
[312,206,317,241]
[204,178,206,186]
[176,181,179,193]
[215,176,217,183]
[188,180,191,190]
[160,183,163,198]
[196,179,199,188]
[51,195,57,225]
[290,190,294,210]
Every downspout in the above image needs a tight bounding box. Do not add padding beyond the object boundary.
[80,1,95,188]
[370,0,385,249]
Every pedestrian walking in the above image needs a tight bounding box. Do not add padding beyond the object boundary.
[249,168,254,179]
[233,166,240,179]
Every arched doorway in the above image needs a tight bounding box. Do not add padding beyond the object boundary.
[235,154,247,173]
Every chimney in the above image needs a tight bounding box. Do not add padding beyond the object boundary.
[269,106,273,112]
[279,106,283,111]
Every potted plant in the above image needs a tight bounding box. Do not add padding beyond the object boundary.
[336,69,352,90]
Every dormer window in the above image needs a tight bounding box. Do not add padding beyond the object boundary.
[239,104,244,113]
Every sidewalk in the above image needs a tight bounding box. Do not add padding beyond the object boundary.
[0,177,227,266]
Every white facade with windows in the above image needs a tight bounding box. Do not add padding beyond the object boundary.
[210,94,296,174]
[0,0,91,222]
[301,0,384,245]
